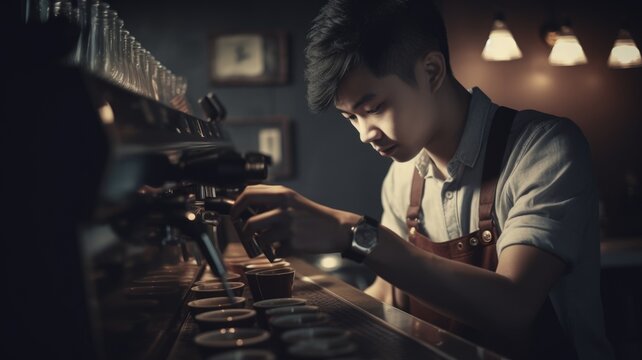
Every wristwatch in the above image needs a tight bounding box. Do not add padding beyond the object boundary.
[341,215,379,263]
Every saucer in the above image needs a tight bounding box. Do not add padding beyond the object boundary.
[188,297,246,314]
[265,305,319,320]
[195,328,270,351]
[195,309,257,330]
[191,282,245,298]
[195,273,242,285]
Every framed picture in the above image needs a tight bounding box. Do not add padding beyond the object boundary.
[225,116,293,180]
[209,31,288,85]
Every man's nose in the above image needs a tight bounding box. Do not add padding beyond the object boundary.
[358,118,381,144]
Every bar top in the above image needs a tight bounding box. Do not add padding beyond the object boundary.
[287,257,506,360]
[166,255,507,359]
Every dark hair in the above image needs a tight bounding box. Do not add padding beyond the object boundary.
[304,0,451,113]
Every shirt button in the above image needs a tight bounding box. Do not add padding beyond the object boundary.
[445,191,454,200]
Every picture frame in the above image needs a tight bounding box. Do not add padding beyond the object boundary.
[209,30,289,86]
[224,116,293,180]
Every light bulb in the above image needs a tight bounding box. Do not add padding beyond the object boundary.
[608,29,642,69]
[548,26,588,66]
[482,19,523,61]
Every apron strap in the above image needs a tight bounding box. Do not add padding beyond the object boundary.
[405,106,517,235]
[406,169,425,230]
[478,106,516,232]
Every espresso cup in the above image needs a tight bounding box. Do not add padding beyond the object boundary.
[239,259,287,283]
[245,268,266,301]
[265,305,320,323]
[194,328,271,356]
[255,267,295,301]
[195,309,257,331]
[243,260,290,273]
[245,266,294,301]
[252,298,307,328]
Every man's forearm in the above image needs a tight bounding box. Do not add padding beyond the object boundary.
[363,225,548,336]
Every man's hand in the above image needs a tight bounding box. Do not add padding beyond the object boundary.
[230,185,362,254]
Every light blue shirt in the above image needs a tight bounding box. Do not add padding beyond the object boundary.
[380,87,613,359]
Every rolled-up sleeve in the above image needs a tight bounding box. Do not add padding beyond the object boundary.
[497,118,597,267]
[381,163,409,241]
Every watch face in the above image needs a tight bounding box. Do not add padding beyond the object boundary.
[357,227,378,248]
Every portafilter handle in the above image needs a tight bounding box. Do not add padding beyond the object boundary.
[204,198,277,262]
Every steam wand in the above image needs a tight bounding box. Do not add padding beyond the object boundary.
[169,209,235,300]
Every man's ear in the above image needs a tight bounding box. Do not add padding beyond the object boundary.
[419,51,446,93]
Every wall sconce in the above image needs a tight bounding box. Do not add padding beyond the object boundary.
[539,18,560,47]
[481,12,523,61]
[548,23,588,66]
[607,29,642,69]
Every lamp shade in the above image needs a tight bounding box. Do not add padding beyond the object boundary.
[607,29,642,68]
[482,19,523,61]
[548,25,588,66]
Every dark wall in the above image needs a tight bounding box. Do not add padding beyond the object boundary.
[110,0,642,234]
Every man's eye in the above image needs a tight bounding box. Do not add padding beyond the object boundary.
[366,103,383,114]
[347,114,357,121]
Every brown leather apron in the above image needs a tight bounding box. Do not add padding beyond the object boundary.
[404,107,577,359]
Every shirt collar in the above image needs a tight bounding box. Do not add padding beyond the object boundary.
[414,87,493,179]
[414,148,434,179]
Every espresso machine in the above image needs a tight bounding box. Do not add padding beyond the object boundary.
[79,74,274,359]
[3,19,272,359]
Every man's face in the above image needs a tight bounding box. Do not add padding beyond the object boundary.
[335,64,440,162]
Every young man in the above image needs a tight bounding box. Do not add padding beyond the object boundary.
[230,0,613,358]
